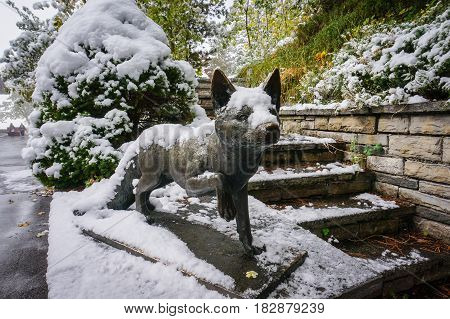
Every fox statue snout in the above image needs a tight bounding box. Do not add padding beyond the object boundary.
[107,68,282,257]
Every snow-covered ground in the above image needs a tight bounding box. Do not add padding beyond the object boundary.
[47,180,427,298]
[0,168,41,192]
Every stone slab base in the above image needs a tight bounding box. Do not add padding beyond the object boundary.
[82,213,308,299]
[151,211,307,298]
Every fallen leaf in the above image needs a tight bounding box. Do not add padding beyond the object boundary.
[18,221,30,228]
[36,230,49,238]
[245,270,258,279]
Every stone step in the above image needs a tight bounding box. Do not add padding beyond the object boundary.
[268,193,415,240]
[248,162,372,202]
[334,228,450,298]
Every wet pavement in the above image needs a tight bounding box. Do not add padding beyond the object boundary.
[0,135,50,298]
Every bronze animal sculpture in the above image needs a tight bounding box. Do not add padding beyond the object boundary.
[107,69,281,256]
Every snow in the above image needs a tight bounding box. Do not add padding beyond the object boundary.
[22,109,131,176]
[75,209,234,289]
[249,162,362,183]
[48,192,224,298]
[280,193,399,224]
[276,133,335,145]
[0,95,9,104]
[0,168,41,192]
[139,121,215,151]
[33,0,170,102]
[227,86,278,128]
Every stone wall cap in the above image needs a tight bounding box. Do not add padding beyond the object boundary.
[280,100,449,117]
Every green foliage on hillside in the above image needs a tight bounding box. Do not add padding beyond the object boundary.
[239,0,441,103]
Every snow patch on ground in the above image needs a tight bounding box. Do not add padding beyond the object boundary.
[0,169,41,192]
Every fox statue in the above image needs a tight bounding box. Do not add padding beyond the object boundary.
[107,69,281,256]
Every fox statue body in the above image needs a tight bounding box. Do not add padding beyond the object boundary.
[107,69,281,256]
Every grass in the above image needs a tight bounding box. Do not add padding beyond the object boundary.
[239,0,439,103]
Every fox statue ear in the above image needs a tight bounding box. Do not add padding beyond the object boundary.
[211,69,236,112]
[263,69,281,112]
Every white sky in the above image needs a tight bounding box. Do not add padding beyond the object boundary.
[0,0,56,54]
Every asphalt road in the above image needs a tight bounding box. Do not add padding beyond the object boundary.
[0,135,50,298]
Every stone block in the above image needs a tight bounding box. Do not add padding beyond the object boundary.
[382,276,414,297]
[367,156,404,175]
[327,224,360,240]
[302,130,357,143]
[416,206,450,226]
[409,115,450,135]
[300,120,315,130]
[357,134,388,146]
[374,172,418,189]
[282,120,302,134]
[389,135,441,161]
[399,188,450,213]
[314,117,329,130]
[413,217,450,244]
[328,179,371,195]
[328,116,376,133]
[443,138,450,163]
[378,115,409,133]
[249,189,281,202]
[419,181,450,199]
[374,182,399,198]
[404,161,450,184]
[359,219,399,238]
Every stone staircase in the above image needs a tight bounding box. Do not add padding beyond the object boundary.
[191,82,449,297]
[249,133,448,298]
[250,134,373,201]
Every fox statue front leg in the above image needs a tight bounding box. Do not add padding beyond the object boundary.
[231,185,266,257]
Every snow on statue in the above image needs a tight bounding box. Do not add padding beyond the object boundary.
[22,0,198,189]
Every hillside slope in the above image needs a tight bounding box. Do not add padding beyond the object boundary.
[239,0,449,106]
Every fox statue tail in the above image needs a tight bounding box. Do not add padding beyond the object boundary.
[106,155,141,211]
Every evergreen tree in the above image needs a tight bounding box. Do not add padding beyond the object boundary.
[23,0,198,189]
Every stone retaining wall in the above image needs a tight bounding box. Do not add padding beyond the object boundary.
[280,101,450,243]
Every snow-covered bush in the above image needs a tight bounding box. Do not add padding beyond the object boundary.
[23,0,197,189]
[306,6,449,107]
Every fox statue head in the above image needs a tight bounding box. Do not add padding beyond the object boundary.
[211,69,281,148]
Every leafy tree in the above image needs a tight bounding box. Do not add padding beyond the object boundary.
[137,0,226,71]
